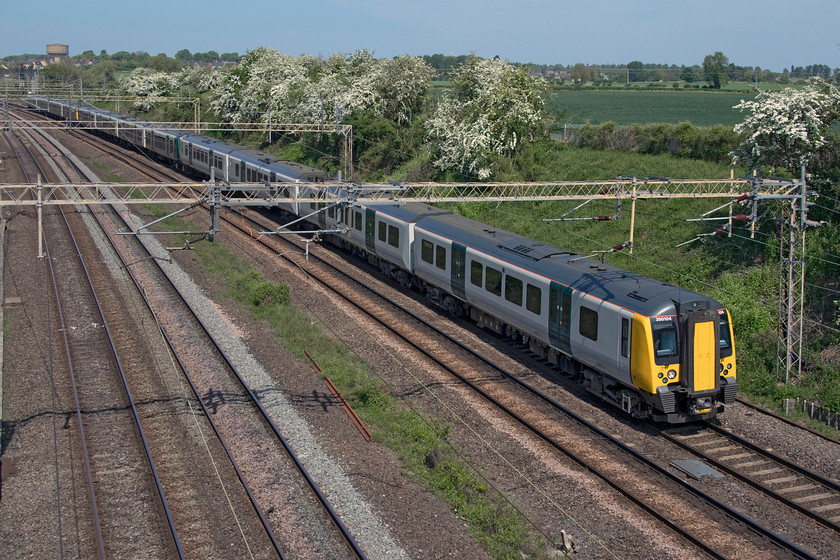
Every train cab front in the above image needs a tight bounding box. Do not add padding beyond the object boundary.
[647,302,737,423]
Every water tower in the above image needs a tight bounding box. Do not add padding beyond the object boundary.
[46,44,69,64]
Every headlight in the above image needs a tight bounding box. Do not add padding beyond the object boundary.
[726,363,732,370]
[667,369,677,380]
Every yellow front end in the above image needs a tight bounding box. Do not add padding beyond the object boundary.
[630,308,737,420]
[720,309,737,384]
[630,316,679,395]
[692,320,717,392]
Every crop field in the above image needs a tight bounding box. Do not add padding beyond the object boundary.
[549,89,756,127]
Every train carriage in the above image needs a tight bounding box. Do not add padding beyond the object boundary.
[25,94,736,423]
[178,134,237,181]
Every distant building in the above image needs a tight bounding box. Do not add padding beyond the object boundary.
[46,44,69,64]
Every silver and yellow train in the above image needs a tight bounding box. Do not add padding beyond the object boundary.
[29,96,737,423]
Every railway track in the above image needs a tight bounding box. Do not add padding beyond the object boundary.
[220,204,828,559]
[9,105,185,182]
[16,121,183,558]
[6,118,368,558]
[662,421,840,532]
[8,109,838,558]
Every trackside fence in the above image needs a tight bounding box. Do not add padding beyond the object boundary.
[783,398,840,430]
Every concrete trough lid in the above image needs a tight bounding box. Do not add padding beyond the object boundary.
[671,459,724,479]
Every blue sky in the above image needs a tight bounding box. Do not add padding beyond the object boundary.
[2,0,838,71]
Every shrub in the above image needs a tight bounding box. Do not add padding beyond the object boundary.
[574,121,739,163]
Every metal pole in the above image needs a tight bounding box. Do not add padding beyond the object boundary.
[728,165,734,237]
[629,181,637,253]
[208,168,219,242]
[37,176,44,258]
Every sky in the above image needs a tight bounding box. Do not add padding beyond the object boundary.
[1,0,838,71]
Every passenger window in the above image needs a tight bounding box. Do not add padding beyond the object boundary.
[378,221,387,242]
[435,245,447,270]
[505,275,523,306]
[526,284,541,315]
[354,211,363,231]
[470,261,483,287]
[421,240,434,264]
[621,318,630,357]
[579,306,598,341]
[388,225,399,247]
[485,267,502,297]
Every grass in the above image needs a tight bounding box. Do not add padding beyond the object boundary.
[89,160,125,183]
[3,307,13,336]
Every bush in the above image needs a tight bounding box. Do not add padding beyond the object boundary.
[574,121,740,163]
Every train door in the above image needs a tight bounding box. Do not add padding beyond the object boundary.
[683,309,720,393]
[548,282,572,354]
[451,242,466,300]
[365,208,376,253]
[616,309,633,382]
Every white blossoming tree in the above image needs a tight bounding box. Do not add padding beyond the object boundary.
[119,66,225,111]
[424,56,548,180]
[121,68,179,110]
[733,78,840,172]
[208,47,434,128]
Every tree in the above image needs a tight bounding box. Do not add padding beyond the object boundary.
[424,56,549,179]
[570,62,593,83]
[149,53,181,72]
[175,49,193,62]
[627,61,646,82]
[41,60,80,85]
[375,55,435,125]
[680,65,697,83]
[703,51,729,89]
[733,77,840,172]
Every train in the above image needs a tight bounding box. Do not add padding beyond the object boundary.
[26,95,329,183]
[27,95,737,423]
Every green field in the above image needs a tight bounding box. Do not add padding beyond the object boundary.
[549,89,757,127]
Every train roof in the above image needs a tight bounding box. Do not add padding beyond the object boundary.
[229,148,329,180]
[179,134,238,153]
[363,200,452,223]
[401,202,722,317]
